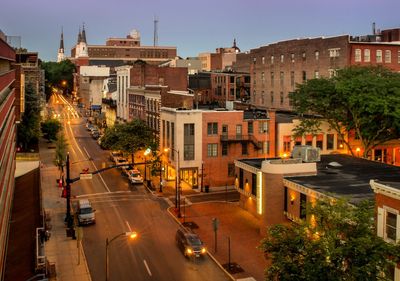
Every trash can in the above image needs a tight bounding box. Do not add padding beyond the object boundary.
[205,185,209,193]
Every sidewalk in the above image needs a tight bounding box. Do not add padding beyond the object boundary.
[160,182,268,281]
[39,139,92,281]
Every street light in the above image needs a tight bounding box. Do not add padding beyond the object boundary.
[164,148,181,217]
[106,231,137,281]
[144,148,151,184]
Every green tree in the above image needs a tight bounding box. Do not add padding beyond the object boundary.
[100,119,154,155]
[289,66,400,157]
[17,83,41,151]
[41,118,62,142]
[42,60,75,100]
[54,131,68,180]
[259,198,400,281]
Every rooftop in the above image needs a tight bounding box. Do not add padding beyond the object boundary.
[237,154,400,204]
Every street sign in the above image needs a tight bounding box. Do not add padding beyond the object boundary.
[79,173,93,180]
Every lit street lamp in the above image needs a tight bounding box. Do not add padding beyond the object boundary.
[106,231,137,281]
[164,148,181,217]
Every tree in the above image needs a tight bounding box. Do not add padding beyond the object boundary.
[17,83,41,151]
[100,119,154,155]
[259,198,400,281]
[41,60,75,100]
[289,66,400,158]
[41,118,62,142]
[54,131,68,180]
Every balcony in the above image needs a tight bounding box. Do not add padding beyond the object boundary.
[220,134,262,149]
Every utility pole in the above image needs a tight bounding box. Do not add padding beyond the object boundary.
[153,16,158,47]
[201,161,204,192]
[65,153,73,228]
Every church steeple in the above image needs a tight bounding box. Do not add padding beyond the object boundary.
[57,27,65,63]
[59,27,64,50]
[77,26,82,44]
[81,23,87,43]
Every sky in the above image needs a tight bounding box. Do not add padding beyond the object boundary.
[1,0,400,62]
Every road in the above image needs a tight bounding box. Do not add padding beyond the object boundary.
[50,93,230,281]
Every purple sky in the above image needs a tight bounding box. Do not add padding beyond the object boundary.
[1,0,399,62]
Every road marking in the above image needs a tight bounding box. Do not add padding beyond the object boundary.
[76,191,133,197]
[143,260,152,276]
[125,221,133,232]
[83,147,111,193]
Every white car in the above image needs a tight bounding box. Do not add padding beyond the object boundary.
[128,169,144,184]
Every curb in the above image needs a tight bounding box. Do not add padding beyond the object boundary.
[166,206,236,281]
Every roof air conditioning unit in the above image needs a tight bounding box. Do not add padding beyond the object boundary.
[291,145,321,163]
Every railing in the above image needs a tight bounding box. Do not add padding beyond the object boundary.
[0,39,16,60]
[220,134,262,149]
[16,152,40,161]
[0,70,15,92]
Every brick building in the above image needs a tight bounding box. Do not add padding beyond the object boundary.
[70,28,177,67]
[371,180,400,280]
[198,39,241,71]
[238,29,400,112]
[160,108,275,189]
[0,34,16,280]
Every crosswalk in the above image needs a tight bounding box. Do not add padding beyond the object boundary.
[74,191,150,204]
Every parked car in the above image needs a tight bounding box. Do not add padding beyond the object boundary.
[128,169,144,184]
[175,228,206,258]
[91,131,100,139]
[115,157,130,168]
[109,151,122,162]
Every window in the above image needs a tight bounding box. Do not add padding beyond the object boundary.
[376,50,382,63]
[386,211,397,241]
[302,52,306,61]
[314,71,319,79]
[270,72,274,87]
[315,50,319,60]
[248,122,254,134]
[378,207,399,243]
[302,71,307,81]
[280,71,284,87]
[262,56,265,64]
[228,163,235,177]
[184,124,195,160]
[290,71,295,87]
[283,137,291,152]
[280,92,284,105]
[300,193,307,219]
[251,173,257,196]
[270,91,274,105]
[261,72,265,84]
[261,91,265,104]
[239,168,244,189]
[364,49,370,62]
[291,53,295,63]
[222,143,228,156]
[207,143,218,157]
[263,141,270,154]
[241,143,248,155]
[258,121,268,134]
[328,69,337,78]
[207,122,218,135]
[385,50,392,63]
[327,134,334,150]
[271,55,274,64]
[236,125,242,138]
[355,49,361,62]
[316,139,323,149]
[280,54,284,63]
[329,48,340,58]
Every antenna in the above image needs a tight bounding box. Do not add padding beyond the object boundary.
[153,16,158,47]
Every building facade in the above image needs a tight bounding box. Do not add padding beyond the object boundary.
[160,108,275,189]
[0,35,16,280]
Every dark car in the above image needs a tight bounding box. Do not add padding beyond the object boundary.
[175,228,206,258]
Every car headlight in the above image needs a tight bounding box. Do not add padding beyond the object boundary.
[201,247,206,254]
[186,248,193,255]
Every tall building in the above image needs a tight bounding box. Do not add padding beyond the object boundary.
[70,28,177,67]
[57,28,65,63]
[242,28,400,111]
[0,34,16,280]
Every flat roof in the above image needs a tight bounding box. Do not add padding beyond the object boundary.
[237,154,400,204]
[287,154,400,203]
